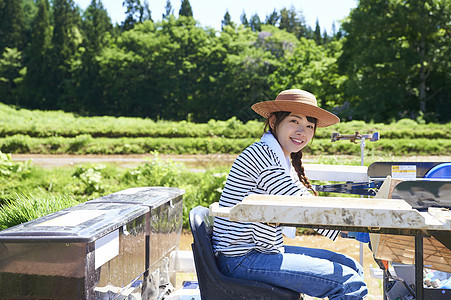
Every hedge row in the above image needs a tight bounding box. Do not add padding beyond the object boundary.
[1,134,450,156]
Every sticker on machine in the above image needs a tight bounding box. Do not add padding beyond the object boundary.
[95,229,119,269]
[35,210,105,227]
[391,165,416,179]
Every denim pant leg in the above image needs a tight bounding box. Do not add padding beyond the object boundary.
[216,247,368,300]
[284,245,365,277]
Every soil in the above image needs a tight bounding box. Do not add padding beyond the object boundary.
[11,153,451,169]
[11,153,238,169]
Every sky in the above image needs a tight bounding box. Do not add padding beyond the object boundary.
[74,0,358,34]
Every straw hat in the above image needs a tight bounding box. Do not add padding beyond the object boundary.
[251,89,340,127]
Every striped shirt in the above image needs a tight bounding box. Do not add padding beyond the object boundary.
[212,135,339,257]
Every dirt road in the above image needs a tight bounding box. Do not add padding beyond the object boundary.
[11,153,238,169]
[11,153,451,169]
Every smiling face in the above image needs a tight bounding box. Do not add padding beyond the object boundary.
[271,113,316,157]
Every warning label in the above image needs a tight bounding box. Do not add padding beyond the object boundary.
[391,165,417,179]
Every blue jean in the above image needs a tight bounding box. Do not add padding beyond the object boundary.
[216,245,368,299]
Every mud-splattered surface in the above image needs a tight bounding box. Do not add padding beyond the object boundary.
[226,195,451,231]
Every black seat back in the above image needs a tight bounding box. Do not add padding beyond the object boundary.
[189,206,300,300]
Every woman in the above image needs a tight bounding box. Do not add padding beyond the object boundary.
[212,89,367,299]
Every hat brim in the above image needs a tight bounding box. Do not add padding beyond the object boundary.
[251,100,340,127]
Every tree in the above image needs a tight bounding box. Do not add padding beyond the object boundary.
[0,48,26,105]
[179,0,193,17]
[249,14,262,32]
[22,0,40,47]
[221,10,234,30]
[313,19,322,45]
[48,0,81,109]
[322,30,330,44]
[122,0,150,31]
[82,0,112,53]
[331,22,337,38]
[339,0,450,122]
[213,25,277,121]
[269,37,346,112]
[240,11,249,27]
[142,0,152,21]
[22,0,52,108]
[162,0,173,19]
[265,9,279,26]
[405,0,450,119]
[254,24,298,58]
[278,6,309,39]
[0,0,26,53]
[97,17,222,120]
[95,17,287,121]
[76,0,113,114]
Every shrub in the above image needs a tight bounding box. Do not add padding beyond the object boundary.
[123,152,183,187]
[68,134,93,153]
[181,170,227,228]
[1,135,32,153]
[72,164,106,196]
[0,151,31,178]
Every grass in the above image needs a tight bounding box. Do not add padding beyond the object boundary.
[0,190,81,230]
[1,149,450,230]
[0,151,229,229]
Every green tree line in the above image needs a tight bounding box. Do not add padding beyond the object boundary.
[0,0,449,123]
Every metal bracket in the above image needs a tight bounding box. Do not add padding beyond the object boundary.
[331,131,379,143]
[313,180,383,196]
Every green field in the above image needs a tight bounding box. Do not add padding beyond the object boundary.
[1,103,450,156]
[1,103,450,229]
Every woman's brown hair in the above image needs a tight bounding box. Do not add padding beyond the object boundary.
[264,111,318,196]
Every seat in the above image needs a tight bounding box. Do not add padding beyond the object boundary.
[189,206,301,300]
